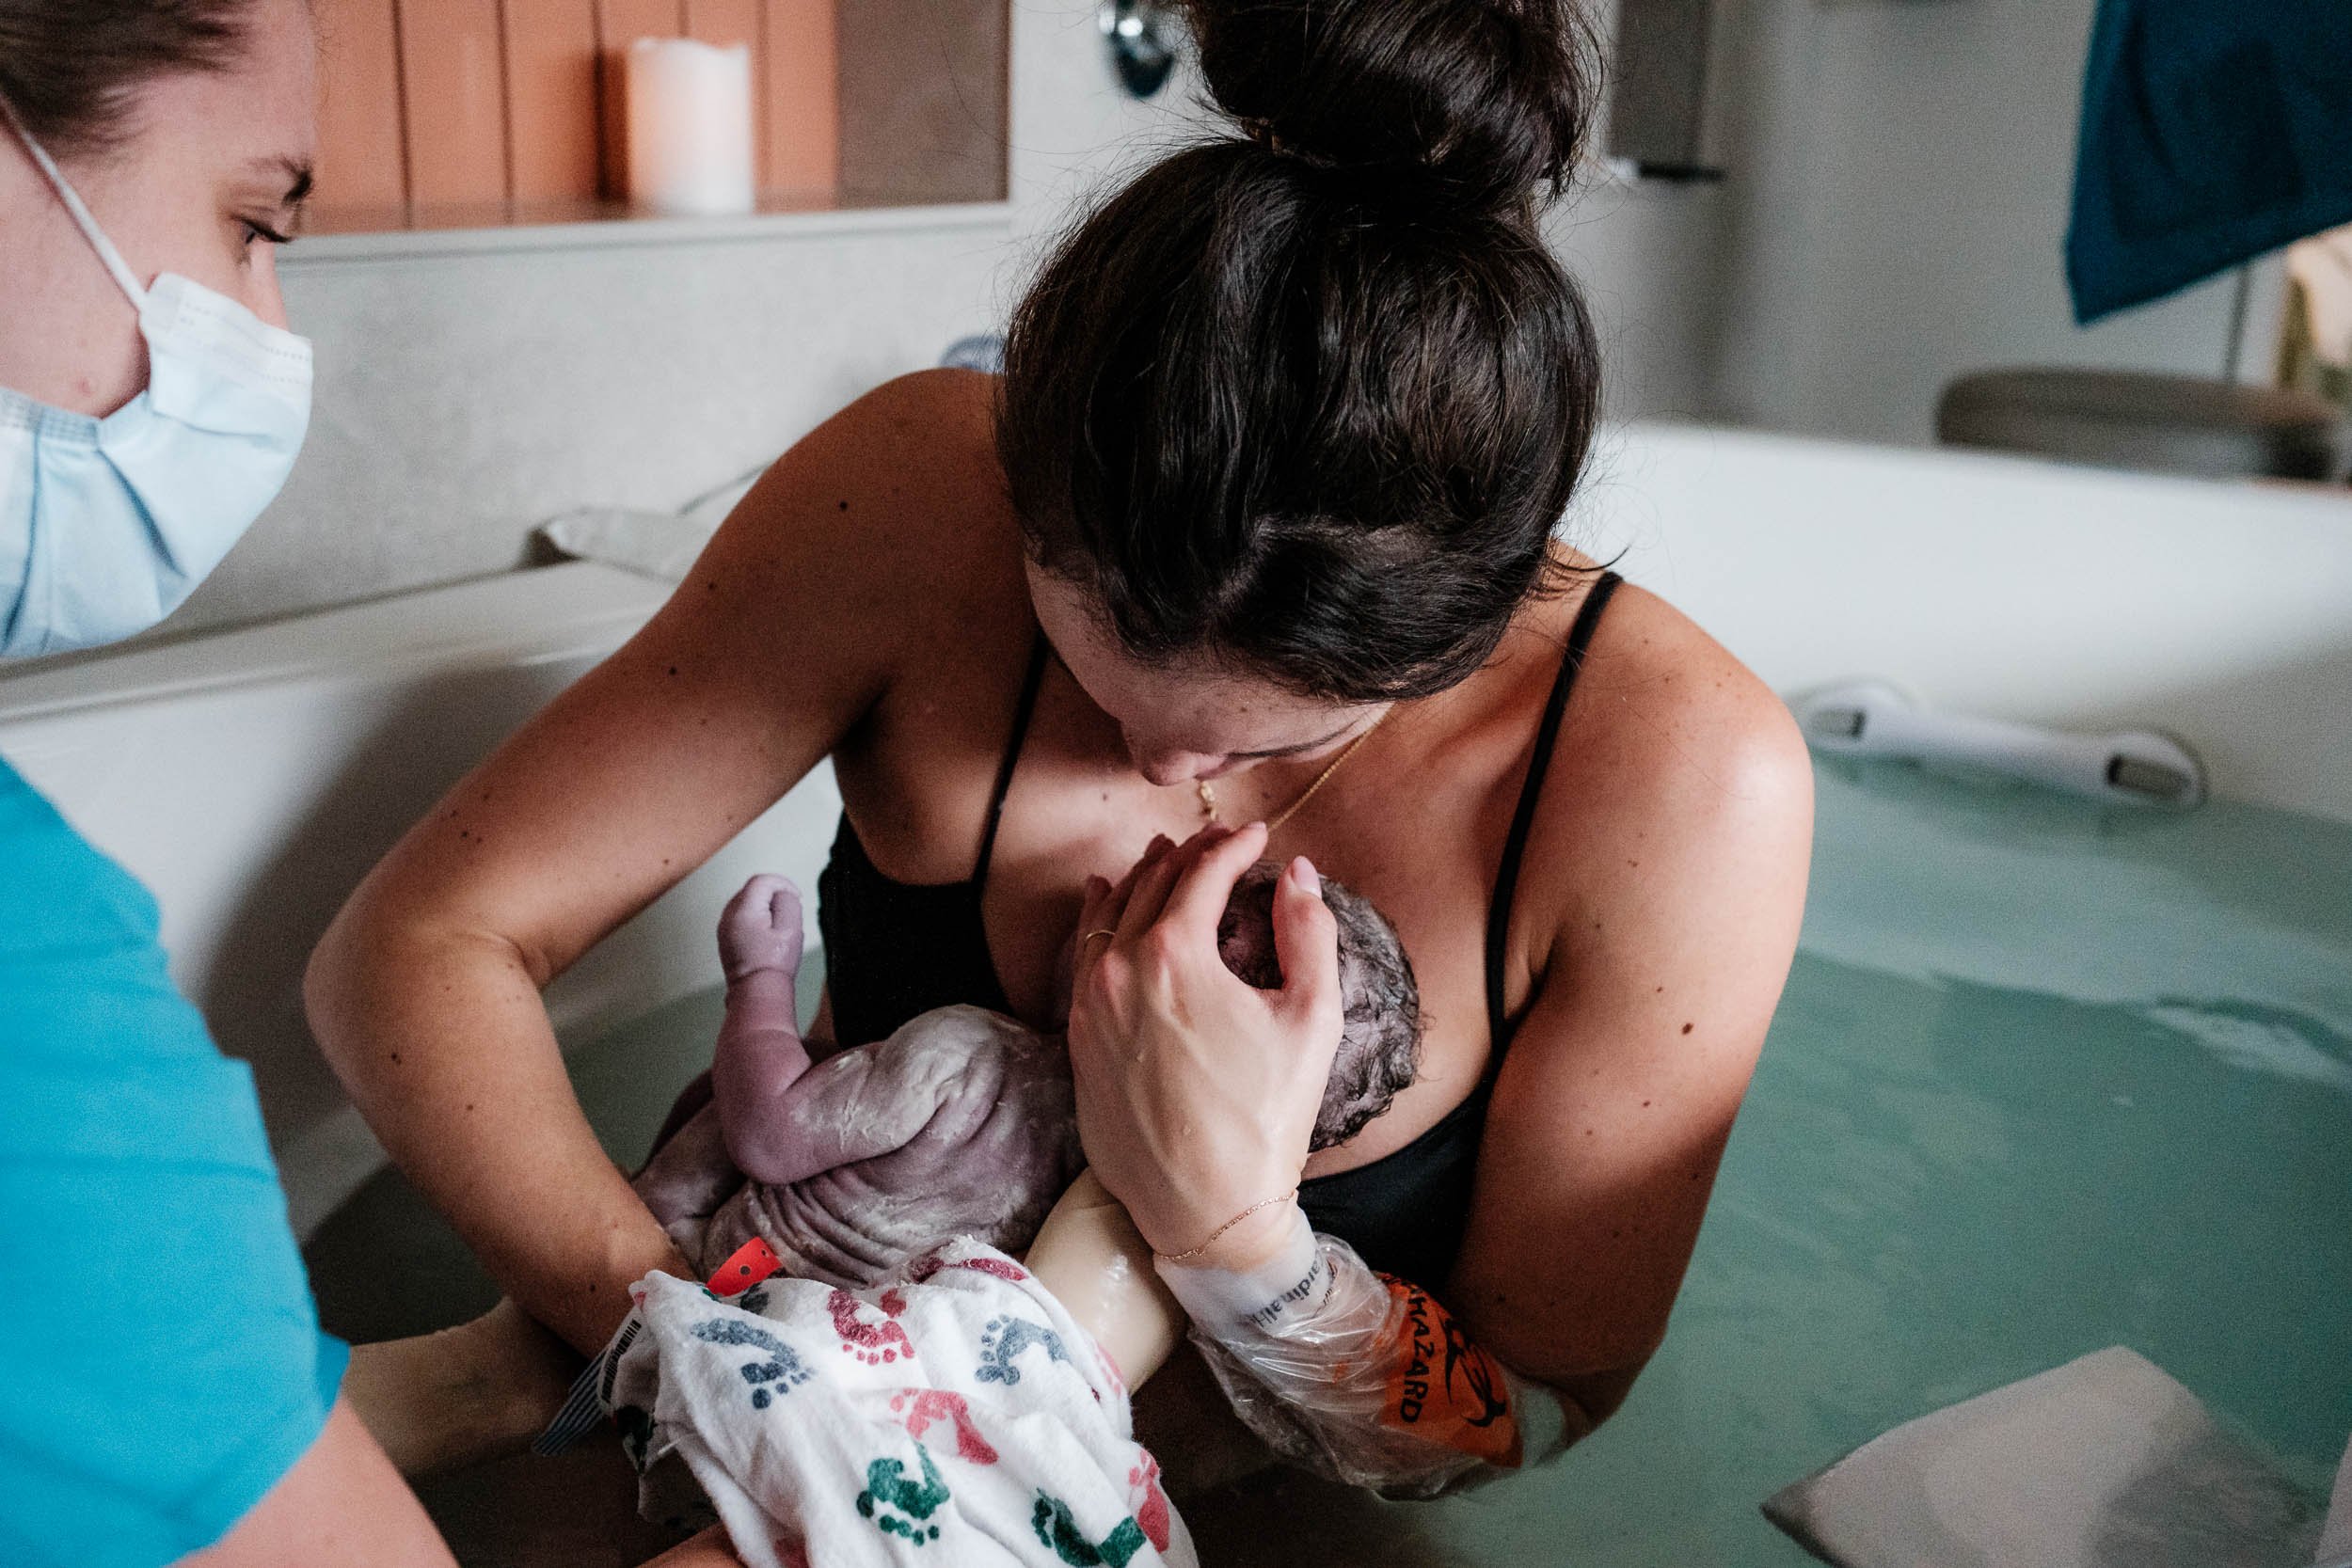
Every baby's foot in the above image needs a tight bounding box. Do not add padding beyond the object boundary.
[719,874,805,982]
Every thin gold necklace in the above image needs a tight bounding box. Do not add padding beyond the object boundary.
[1195,708,1391,833]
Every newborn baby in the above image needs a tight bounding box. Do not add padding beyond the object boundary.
[633,863,1422,1289]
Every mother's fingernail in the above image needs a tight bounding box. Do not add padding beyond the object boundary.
[1291,855,1322,894]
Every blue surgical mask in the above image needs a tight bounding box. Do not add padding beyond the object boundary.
[0,98,312,659]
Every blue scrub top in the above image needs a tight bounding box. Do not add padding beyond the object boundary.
[0,755,347,1568]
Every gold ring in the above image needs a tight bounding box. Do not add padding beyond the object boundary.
[1080,927,1118,950]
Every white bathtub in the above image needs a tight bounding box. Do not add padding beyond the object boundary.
[0,561,842,1237]
[5,422,2349,1242]
[1582,425,2352,824]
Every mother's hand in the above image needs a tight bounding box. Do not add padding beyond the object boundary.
[1067,822,1343,1275]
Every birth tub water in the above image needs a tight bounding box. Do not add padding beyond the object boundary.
[1182,758,2352,1564]
[309,757,2352,1563]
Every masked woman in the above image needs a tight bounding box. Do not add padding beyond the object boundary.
[0,3,456,1561]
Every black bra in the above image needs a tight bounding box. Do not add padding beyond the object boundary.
[816,573,1624,1286]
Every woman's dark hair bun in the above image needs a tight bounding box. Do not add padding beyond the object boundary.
[1183,0,1596,217]
[999,0,1605,706]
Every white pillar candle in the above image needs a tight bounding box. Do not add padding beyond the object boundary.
[623,39,755,217]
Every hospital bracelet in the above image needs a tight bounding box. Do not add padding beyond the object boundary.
[1151,1188,1300,1264]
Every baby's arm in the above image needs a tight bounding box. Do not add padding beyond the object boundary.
[1025,1168,1184,1389]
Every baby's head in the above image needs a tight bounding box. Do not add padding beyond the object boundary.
[1214,862,1422,1151]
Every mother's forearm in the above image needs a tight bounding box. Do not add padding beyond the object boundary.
[306,911,687,1354]
[1155,1205,1585,1498]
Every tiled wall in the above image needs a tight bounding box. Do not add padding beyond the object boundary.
[310,0,1008,226]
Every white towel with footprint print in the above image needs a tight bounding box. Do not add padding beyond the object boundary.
[599,1236,1196,1568]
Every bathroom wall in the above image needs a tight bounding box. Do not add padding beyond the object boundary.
[1551,177,1730,424]
[1702,0,2287,447]
[33,0,2321,645]
[167,2,1085,640]
[151,0,1723,643]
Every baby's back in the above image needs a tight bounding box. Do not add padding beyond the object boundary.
[679,1006,1083,1287]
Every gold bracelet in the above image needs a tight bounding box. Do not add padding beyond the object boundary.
[1152,1189,1298,1265]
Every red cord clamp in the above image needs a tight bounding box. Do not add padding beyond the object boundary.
[707,1235,783,1296]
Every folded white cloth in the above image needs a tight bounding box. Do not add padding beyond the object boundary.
[2316,1431,2352,1568]
[1763,1346,2322,1568]
[582,1237,1195,1568]
[535,467,759,582]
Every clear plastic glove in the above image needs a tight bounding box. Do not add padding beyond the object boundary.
[1065,822,1343,1275]
[1155,1206,1575,1498]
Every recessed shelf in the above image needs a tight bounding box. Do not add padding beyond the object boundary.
[304,0,1008,251]
[278,190,1011,266]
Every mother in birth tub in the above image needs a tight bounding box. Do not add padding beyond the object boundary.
[310,0,1815,1508]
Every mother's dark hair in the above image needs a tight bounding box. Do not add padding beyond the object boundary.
[0,0,253,154]
[999,0,1604,704]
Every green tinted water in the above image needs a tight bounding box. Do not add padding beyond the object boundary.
[1188,761,2352,1564]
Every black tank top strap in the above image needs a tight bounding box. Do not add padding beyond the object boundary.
[1483,570,1622,1057]
[971,634,1050,889]
[1297,571,1621,1282]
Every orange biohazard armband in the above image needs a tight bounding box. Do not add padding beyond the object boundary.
[1377,1275,1523,1466]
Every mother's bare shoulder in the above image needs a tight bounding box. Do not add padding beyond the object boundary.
[1510,579,1814,965]
[1554,581,1809,840]
[688,368,1026,647]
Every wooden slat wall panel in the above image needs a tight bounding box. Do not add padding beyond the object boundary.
[306,0,909,226]
[398,0,512,208]
[596,0,685,198]
[311,0,405,214]
[503,0,602,203]
[684,0,757,52]
[761,0,838,197]
[596,0,685,44]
